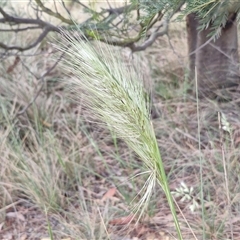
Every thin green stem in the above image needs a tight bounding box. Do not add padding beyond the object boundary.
[154,136,183,240]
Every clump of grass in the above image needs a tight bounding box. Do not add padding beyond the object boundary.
[0,98,112,239]
[53,30,183,239]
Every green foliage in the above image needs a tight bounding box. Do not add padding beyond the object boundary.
[183,0,240,39]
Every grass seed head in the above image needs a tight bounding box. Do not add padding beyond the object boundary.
[53,28,167,218]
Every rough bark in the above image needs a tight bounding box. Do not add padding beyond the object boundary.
[187,13,240,98]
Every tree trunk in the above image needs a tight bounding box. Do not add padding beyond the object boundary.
[186,13,240,98]
[186,13,198,81]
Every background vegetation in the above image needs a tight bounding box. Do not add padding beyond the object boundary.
[1,1,240,240]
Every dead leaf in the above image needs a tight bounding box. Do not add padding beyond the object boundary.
[7,56,20,73]
[6,212,25,221]
[20,234,27,240]
[109,214,134,225]
[101,187,116,201]
[2,232,13,239]
[137,225,147,236]
[145,233,157,240]
[41,119,52,128]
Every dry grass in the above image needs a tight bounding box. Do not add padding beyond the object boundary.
[1,1,240,240]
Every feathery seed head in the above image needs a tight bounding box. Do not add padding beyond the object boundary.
[53,29,167,217]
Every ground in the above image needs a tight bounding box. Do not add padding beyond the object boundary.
[1,1,240,240]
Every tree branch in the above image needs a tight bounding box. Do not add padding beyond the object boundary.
[129,20,169,52]
[15,50,66,118]
[34,0,74,24]
[0,7,59,31]
[0,1,180,54]
[127,0,185,52]
[0,7,62,53]
[0,26,58,51]
[0,26,41,32]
